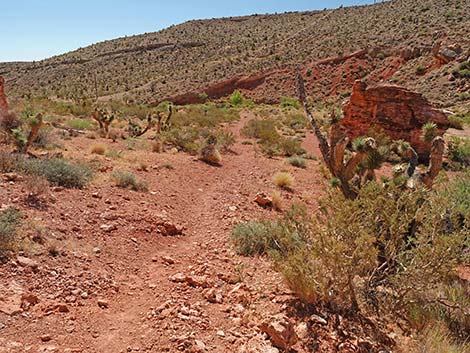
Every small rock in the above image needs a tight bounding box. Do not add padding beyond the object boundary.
[16,256,39,270]
[169,273,187,283]
[294,322,308,340]
[310,314,327,325]
[254,193,273,208]
[92,247,101,254]
[97,299,109,309]
[185,275,211,288]
[40,334,52,342]
[216,330,225,337]
[260,314,298,350]
[100,224,117,233]
[162,256,175,265]
[157,221,184,237]
[203,288,223,304]
[194,339,207,352]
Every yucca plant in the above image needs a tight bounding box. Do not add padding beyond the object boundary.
[421,122,438,142]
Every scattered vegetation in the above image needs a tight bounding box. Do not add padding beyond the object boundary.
[111,170,148,192]
[0,152,92,189]
[447,137,470,170]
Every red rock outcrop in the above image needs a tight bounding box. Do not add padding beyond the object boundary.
[341,81,449,160]
[0,76,8,110]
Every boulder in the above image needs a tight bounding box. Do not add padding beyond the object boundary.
[341,81,449,161]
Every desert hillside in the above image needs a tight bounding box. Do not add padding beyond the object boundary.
[1,0,469,108]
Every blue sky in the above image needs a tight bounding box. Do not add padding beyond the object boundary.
[0,0,376,62]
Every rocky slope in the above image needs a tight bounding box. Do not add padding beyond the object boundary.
[1,0,469,108]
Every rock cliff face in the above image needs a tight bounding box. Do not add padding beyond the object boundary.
[341,81,449,160]
[0,76,8,110]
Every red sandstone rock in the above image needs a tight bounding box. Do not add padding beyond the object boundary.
[341,81,449,160]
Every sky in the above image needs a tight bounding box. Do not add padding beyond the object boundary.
[0,0,377,62]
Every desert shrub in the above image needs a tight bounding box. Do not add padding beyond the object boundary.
[215,130,236,152]
[284,113,308,131]
[235,173,469,343]
[287,156,307,169]
[67,118,92,130]
[0,207,22,257]
[410,325,470,353]
[452,61,470,79]
[231,221,271,256]
[24,175,50,204]
[447,137,470,169]
[228,90,244,106]
[162,127,200,154]
[20,158,92,189]
[273,171,294,189]
[416,65,426,75]
[280,97,301,109]
[448,115,464,130]
[90,143,106,155]
[243,119,304,156]
[277,182,468,329]
[111,170,148,192]
[231,204,310,257]
[32,125,57,149]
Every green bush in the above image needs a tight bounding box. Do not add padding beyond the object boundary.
[234,180,469,342]
[228,90,244,106]
[21,158,92,189]
[242,119,304,157]
[0,208,22,257]
[66,118,92,130]
[231,204,310,257]
[0,153,91,189]
[447,137,470,169]
[111,170,148,192]
[280,97,301,109]
[287,156,307,169]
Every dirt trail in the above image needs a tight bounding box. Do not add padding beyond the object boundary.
[0,112,324,353]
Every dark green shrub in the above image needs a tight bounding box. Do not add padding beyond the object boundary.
[21,158,92,189]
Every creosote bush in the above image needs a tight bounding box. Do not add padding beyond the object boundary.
[233,177,470,344]
[111,170,148,192]
[0,152,92,189]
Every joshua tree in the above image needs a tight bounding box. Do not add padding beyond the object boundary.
[127,104,173,138]
[92,108,115,138]
[296,68,377,199]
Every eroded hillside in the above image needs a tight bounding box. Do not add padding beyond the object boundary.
[1,0,469,108]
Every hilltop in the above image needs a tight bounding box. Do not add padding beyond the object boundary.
[0,0,469,108]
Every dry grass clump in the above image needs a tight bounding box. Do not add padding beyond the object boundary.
[271,191,283,211]
[91,143,106,155]
[273,171,294,190]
